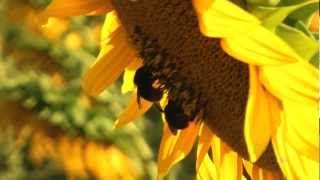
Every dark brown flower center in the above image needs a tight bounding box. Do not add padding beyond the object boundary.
[111,0,280,172]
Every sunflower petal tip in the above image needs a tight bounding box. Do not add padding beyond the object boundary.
[248,150,259,163]
[81,75,102,96]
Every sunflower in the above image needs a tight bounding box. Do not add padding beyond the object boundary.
[41,0,319,179]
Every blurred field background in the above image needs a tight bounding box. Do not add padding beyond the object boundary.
[0,0,195,179]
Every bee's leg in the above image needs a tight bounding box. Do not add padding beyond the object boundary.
[136,89,142,109]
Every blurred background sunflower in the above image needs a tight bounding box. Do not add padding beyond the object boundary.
[0,0,196,179]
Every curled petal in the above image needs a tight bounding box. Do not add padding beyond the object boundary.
[192,0,260,38]
[221,26,300,66]
[114,91,152,128]
[41,0,112,17]
[157,122,201,178]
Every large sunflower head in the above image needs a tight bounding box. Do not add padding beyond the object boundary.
[41,0,319,179]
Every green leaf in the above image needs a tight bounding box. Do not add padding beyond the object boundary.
[247,0,280,6]
[249,0,318,30]
[286,19,316,39]
[312,32,319,40]
[276,23,318,61]
[309,52,319,68]
[279,0,313,6]
[288,3,319,26]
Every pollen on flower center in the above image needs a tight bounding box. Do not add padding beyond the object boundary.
[111,0,280,171]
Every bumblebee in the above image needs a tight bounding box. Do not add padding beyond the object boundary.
[134,66,164,106]
[164,100,195,134]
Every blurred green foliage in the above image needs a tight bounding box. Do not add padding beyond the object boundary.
[0,131,66,180]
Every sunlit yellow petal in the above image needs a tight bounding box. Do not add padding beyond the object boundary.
[244,65,272,162]
[211,135,243,180]
[114,90,152,128]
[82,39,135,95]
[259,61,318,106]
[196,124,213,170]
[82,13,137,96]
[192,0,260,38]
[157,122,201,178]
[221,26,300,66]
[121,58,142,94]
[126,57,143,70]
[121,69,136,94]
[272,121,319,179]
[283,100,319,161]
[197,154,217,180]
[99,12,121,49]
[41,0,112,17]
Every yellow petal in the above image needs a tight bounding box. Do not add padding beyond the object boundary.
[41,0,112,17]
[82,13,137,96]
[196,124,214,170]
[272,121,319,179]
[192,0,260,38]
[197,154,217,180]
[114,91,152,128]
[259,61,318,106]
[243,160,281,180]
[121,69,136,94]
[244,65,272,162]
[283,100,319,161]
[157,122,201,178]
[221,26,300,66]
[126,57,143,70]
[121,58,142,94]
[99,12,121,48]
[211,135,243,180]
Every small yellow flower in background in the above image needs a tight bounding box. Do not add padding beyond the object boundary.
[42,17,69,40]
[42,0,319,179]
[64,32,83,50]
[309,11,319,32]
